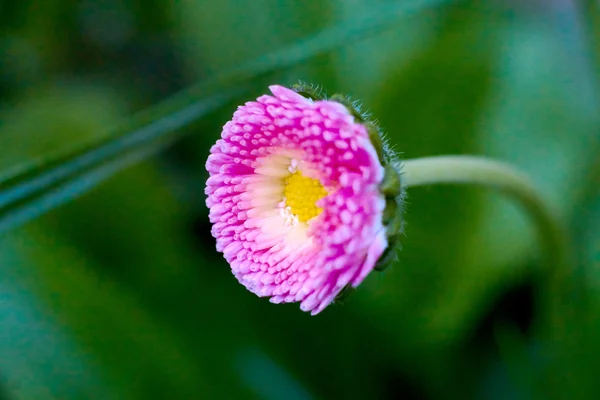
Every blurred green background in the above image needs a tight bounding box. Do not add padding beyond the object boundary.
[0,0,599,399]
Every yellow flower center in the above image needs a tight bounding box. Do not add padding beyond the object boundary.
[283,171,328,223]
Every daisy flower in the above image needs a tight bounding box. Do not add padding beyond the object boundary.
[205,85,401,314]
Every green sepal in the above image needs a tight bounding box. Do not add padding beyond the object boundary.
[366,122,385,164]
[291,82,325,101]
[380,163,402,198]
[334,283,357,303]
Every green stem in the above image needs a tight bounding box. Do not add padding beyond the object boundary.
[401,155,571,332]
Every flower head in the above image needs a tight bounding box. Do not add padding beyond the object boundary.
[205,85,398,314]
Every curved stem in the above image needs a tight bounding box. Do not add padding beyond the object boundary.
[401,155,571,331]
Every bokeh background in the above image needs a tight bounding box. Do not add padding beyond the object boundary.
[1,0,599,399]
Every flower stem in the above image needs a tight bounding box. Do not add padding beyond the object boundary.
[401,155,571,332]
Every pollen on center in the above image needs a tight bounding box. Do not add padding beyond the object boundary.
[282,170,328,223]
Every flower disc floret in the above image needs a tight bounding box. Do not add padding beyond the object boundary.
[205,85,388,314]
[283,171,327,223]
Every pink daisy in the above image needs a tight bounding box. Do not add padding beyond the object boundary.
[205,85,389,315]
